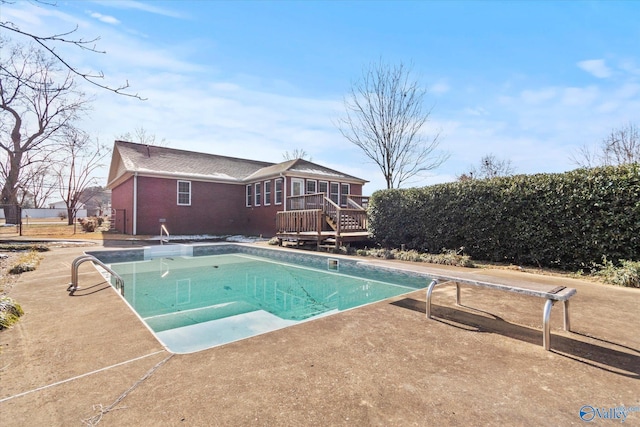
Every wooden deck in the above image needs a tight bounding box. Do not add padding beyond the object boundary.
[275,194,370,248]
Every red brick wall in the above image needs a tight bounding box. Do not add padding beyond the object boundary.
[111,175,366,236]
[111,177,135,234]
[134,177,249,236]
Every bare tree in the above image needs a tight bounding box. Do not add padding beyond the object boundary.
[0,1,143,99]
[571,122,640,168]
[54,129,108,225]
[282,148,312,161]
[601,122,639,166]
[336,60,448,189]
[458,154,516,180]
[0,40,89,223]
[117,126,169,146]
[15,162,58,208]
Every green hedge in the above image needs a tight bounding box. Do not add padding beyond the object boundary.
[368,164,640,270]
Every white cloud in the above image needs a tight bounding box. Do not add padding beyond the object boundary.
[88,12,120,25]
[577,59,612,78]
[90,0,187,18]
[561,86,599,106]
[520,88,557,104]
[430,80,450,95]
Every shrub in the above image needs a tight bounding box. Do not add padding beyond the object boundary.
[597,258,640,288]
[78,217,98,232]
[0,296,24,329]
[356,247,475,267]
[420,249,476,268]
[369,164,640,270]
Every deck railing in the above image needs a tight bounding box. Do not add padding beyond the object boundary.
[346,195,369,210]
[276,209,323,233]
[277,193,368,234]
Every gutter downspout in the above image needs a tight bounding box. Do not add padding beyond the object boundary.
[133,172,138,235]
[280,173,287,211]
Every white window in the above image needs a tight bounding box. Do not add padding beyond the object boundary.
[330,182,339,205]
[291,178,304,197]
[341,183,350,206]
[264,181,272,206]
[319,181,328,197]
[306,180,317,194]
[177,180,191,206]
[246,185,252,207]
[291,178,304,210]
[254,183,262,206]
[275,178,283,205]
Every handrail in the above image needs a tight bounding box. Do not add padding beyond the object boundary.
[67,255,125,296]
[346,195,369,210]
[160,224,170,245]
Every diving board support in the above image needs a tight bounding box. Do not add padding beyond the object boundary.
[425,276,576,351]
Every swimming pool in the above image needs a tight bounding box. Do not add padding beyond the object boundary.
[89,244,431,353]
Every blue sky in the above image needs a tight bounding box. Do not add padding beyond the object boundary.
[3,1,639,192]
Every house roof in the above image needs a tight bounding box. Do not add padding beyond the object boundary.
[107,141,367,188]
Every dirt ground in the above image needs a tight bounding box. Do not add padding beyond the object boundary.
[0,243,638,426]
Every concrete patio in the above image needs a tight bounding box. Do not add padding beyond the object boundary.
[1,243,638,426]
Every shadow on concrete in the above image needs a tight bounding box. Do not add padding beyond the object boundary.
[68,280,113,296]
[391,297,640,379]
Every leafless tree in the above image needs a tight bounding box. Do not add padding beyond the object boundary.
[16,162,58,208]
[117,126,169,147]
[282,148,312,161]
[336,60,448,189]
[0,0,143,99]
[601,122,639,166]
[0,40,89,223]
[571,122,640,168]
[54,128,108,225]
[458,153,516,180]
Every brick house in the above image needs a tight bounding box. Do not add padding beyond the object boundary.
[107,141,368,239]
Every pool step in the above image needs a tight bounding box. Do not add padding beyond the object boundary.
[155,309,297,353]
[144,301,256,332]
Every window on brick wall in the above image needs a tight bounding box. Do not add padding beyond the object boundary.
[319,181,328,197]
[246,185,252,207]
[306,180,317,194]
[330,182,339,205]
[275,178,283,205]
[264,181,272,206]
[254,182,262,206]
[341,183,350,206]
[177,180,191,206]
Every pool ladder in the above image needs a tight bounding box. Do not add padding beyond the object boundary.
[68,255,125,296]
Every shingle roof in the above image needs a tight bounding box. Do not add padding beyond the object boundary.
[108,140,367,187]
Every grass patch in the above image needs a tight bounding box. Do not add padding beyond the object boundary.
[9,251,43,274]
[0,296,24,330]
[0,243,50,252]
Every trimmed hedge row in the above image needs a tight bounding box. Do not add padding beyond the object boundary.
[368,164,640,270]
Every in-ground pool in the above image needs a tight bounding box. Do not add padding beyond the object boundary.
[89,244,431,353]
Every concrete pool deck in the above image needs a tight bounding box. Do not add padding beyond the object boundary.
[1,244,639,426]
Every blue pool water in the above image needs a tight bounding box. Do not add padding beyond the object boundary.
[96,245,430,353]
